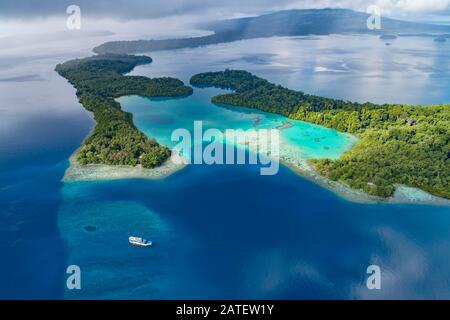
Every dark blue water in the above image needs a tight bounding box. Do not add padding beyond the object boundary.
[0,113,92,299]
[58,88,450,300]
[59,163,450,299]
[1,34,450,299]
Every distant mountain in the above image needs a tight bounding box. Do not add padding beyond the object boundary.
[93,8,450,54]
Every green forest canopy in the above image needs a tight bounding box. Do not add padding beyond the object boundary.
[190,70,450,199]
[56,54,192,168]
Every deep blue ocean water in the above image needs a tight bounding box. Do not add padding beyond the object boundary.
[0,111,91,299]
[59,164,450,299]
[1,35,450,299]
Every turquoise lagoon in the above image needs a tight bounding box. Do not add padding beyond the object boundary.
[60,87,361,299]
[2,35,449,299]
[117,87,357,162]
[60,64,449,299]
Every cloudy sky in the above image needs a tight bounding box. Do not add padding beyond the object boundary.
[1,0,450,40]
[1,0,449,19]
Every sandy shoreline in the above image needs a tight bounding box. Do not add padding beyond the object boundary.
[275,121,294,130]
[278,143,450,206]
[272,123,449,206]
[63,152,186,182]
[63,134,449,206]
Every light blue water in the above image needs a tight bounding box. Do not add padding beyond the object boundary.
[117,87,356,161]
[2,35,450,299]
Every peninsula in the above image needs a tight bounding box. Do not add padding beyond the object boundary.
[55,54,192,171]
[93,9,450,55]
[190,70,450,199]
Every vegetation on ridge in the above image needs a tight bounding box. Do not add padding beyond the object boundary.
[190,70,450,199]
[93,9,450,55]
[56,54,192,168]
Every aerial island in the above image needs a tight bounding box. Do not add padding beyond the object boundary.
[55,54,192,173]
[56,52,449,202]
[190,70,450,199]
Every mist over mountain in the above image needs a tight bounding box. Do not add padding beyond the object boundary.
[93,8,450,54]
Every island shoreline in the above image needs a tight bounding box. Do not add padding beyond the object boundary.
[281,158,450,206]
[63,151,186,182]
[60,59,448,206]
[63,131,450,207]
[274,126,450,206]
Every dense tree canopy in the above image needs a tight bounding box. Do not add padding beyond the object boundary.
[56,54,192,168]
[191,70,450,199]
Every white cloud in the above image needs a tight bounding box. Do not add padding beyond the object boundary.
[284,0,450,15]
[375,0,450,13]
[1,0,450,20]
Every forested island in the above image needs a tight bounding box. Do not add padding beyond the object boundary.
[55,53,449,199]
[56,54,192,168]
[190,70,450,199]
[93,9,450,54]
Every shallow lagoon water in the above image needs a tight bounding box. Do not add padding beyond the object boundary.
[117,87,356,161]
[60,37,450,298]
[1,35,450,299]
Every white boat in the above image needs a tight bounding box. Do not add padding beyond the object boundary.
[129,236,152,247]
